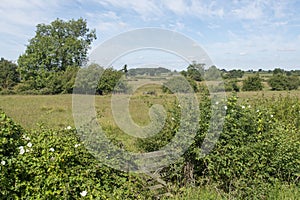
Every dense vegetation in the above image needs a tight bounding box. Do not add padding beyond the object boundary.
[1,17,300,199]
[1,93,299,199]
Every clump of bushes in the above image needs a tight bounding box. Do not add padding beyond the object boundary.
[0,111,150,199]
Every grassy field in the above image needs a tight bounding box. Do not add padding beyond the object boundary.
[1,89,300,199]
[1,90,300,130]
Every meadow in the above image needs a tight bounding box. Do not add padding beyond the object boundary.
[1,87,300,199]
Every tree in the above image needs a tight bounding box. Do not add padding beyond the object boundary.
[97,68,130,95]
[0,58,19,90]
[162,76,198,93]
[242,73,263,91]
[273,68,285,75]
[205,65,222,80]
[17,18,96,93]
[223,69,244,79]
[268,74,300,91]
[185,62,205,81]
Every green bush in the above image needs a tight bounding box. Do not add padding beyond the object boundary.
[143,94,300,198]
[268,74,300,90]
[242,74,263,91]
[0,111,150,199]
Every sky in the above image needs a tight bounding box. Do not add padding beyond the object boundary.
[1,0,300,70]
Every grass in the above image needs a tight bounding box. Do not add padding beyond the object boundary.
[1,89,300,130]
[1,88,300,199]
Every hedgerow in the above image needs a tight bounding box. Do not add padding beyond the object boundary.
[0,111,150,199]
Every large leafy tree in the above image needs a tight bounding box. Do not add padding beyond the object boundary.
[0,58,19,90]
[17,18,96,92]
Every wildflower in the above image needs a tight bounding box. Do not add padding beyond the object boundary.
[80,190,87,197]
[224,106,228,110]
[270,114,274,118]
[248,105,251,108]
[178,104,181,108]
[49,147,55,152]
[74,144,80,148]
[27,142,32,148]
[1,160,5,165]
[66,126,72,130]
[215,101,219,105]
[241,105,245,109]
[256,110,260,112]
[171,117,175,121]
[23,135,30,141]
[19,146,25,155]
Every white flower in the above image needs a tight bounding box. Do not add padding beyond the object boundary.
[80,190,87,197]
[23,135,30,141]
[248,105,251,108]
[215,101,219,105]
[19,146,25,155]
[241,105,245,109]
[66,126,72,130]
[178,104,181,108]
[27,142,32,148]
[74,144,80,148]
[1,160,5,165]
[171,117,175,121]
[224,106,228,110]
[256,109,260,112]
[270,114,274,118]
[49,147,55,152]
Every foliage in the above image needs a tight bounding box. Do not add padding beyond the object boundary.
[268,74,300,90]
[273,68,285,75]
[242,73,263,91]
[97,68,130,95]
[0,111,150,199]
[224,79,239,92]
[222,69,244,79]
[162,76,198,93]
[204,65,222,81]
[17,18,96,94]
[181,62,205,82]
[137,94,300,199]
[0,58,19,91]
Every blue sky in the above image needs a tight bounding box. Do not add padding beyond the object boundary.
[1,0,300,70]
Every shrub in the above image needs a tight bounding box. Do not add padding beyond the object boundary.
[268,74,300,90]
[242,73,263,91]
[0,111,150,199]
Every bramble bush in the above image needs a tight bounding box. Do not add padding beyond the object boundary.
[138,93,300,199]
[0,111,150,199]
[1,93,300,199]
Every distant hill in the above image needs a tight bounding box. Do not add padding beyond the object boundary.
[128,67,171,76]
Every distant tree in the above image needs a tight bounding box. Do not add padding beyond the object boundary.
[223,69,244,79]
[268,74,300,91]
[17,18,96,93]
[242,73,263,91]
[162,76,198,93]
[97,68,128,95]
[184,62,205,81]
[0,58,19,90]
[205,65,222,80]
[273,68,285,75]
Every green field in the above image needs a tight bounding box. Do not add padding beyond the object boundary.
[1,90,300,130]
[1,89,300,199]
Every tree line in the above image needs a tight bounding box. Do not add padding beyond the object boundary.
[0,18,299,94]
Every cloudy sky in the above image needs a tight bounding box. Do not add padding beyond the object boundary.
[1,0,300,70]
